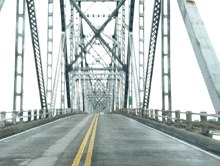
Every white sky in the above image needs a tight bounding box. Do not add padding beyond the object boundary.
[0,0,220,114]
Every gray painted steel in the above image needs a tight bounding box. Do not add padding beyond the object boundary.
[46,0,54,110]
[177,0,220,113]
[161,0,172,114]
[0,0,5,12]
[13,0,25,112]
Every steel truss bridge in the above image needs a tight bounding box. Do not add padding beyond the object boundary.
[0,0,220,115]
[1,0,220,165]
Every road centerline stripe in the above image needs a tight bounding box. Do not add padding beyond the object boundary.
[72,114,97,166]
[84,114,99,166]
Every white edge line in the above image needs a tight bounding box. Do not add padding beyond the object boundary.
[120,114,220,160]
[0,114,84,142]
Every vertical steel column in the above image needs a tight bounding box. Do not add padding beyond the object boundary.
[59,0,71,108]
[129,56,132,108]
[51,34,65,112]
[69,5,75,109]
[13,0,26,112]
[26,0,47,110]
[124,0,135,108]
[121,3,125,108]
[139,0,145,108]
[46,0,54,110]
[116,78,120,109]
[161,0,171,118]
[61,51,65,109]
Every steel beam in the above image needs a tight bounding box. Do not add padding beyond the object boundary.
[177,0,220,113]
[124,0,135,108]
[59,0,71,108]
[139,0,145,108]
[26,0,47,110]
[0,0,5,12]
[46,0,54,109]
[13,0,26,112]
[162,0,171,119]
[70,0,125,66]
[143,0,161,108]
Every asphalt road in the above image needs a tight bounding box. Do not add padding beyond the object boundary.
[0,114,220,166]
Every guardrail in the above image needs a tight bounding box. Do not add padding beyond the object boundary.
[115,108,220,134]
[0,108,82,128]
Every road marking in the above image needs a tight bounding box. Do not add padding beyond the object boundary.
[0,114,78,142]
[72,114,97,166]
[122,115,220,160]
[84,114,99,166]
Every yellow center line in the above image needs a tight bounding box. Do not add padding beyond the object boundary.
[84,114,99,166]
[72,114,98,166]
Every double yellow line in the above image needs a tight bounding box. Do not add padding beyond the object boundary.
[72,114,99,166]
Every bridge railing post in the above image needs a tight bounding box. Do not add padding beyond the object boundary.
[143,109,146,118]
[34,109,37,120]
[60,109,62,115]
[28,110,32,122]
[12,111,17,125]
[1,111,6,127]
[43,109,47,118]
[19,110,23,124]
[175,110,180,127]
[186,111,193,130]
[155,109,158,121]
[167,110,172,125]
[39,109,43,119]
[218,111,220,125]
[146,109,149,119]
[150,109,154,119]
[200,112,208,134]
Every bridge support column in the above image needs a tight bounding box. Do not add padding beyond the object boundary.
[200,112,208,134]
[1,111,6,127]
[186,111,192,130]
[28,110,31,122]
[175,110,180,127]
[12,111,17,125]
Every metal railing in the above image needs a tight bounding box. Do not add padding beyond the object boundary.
[0,108,82,128]
[115,108,220,134]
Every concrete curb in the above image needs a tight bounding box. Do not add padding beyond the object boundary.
[121,113,220,154]
[0,113,76,138]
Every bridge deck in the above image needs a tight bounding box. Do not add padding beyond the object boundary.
[0,114,219,165]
